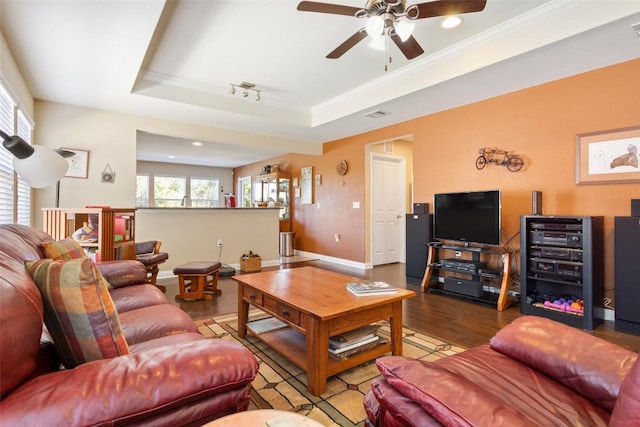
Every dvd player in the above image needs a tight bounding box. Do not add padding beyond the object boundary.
[441,258,487,274]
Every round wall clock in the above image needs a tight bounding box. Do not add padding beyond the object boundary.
[336,160,349,176]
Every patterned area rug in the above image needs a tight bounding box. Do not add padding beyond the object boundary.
[196,310,465,427]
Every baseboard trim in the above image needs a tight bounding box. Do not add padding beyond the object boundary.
[604,308,614,322]
[294,250,371,270]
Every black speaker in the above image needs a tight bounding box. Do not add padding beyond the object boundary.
[532,191,542,215]
[632,199,640,216]
[413,203,429,214]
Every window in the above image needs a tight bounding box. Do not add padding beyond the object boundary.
[0,84,14,224]
[154,175,186,207]
[136,173,220,208]
[136,174,149,207]
[16,111,32,225]
[0,81,34,225]
[191,177,219,207]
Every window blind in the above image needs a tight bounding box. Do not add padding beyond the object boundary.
[16,110,32,225]
[0,83,15,224]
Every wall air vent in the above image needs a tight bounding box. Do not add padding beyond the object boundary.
[364,110,390,119]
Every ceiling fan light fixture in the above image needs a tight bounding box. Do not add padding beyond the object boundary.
[365,15,384,37]
[395,19,415,42]
[441,16,463,29]
[369,35,386,51]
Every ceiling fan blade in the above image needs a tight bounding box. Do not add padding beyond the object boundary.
[389,33,424,60]
[413,0,487,19]
[297,1,361,17]
[326,29,368,59]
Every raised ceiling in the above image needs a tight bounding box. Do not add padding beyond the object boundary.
[1,1,639,167]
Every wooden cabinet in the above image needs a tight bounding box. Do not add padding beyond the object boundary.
[253,172,291,232]
[520,215,604,330]
[42,208,136,261]
[420,242,513,311]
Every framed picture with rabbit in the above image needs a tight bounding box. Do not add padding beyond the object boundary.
[575,125,640,185]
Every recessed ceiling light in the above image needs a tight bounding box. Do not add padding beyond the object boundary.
[192,141,203,146]
[168,155,176,159]
[442,16,462,29]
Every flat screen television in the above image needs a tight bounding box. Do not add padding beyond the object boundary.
[433,190,502,246]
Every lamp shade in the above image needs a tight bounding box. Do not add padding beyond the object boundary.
[395,20,415,42]
[12,145,69,188]
[365,15,384,37]
[369,36,386,51]
[1,130,70,188]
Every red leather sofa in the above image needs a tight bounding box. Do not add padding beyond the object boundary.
[0,224,259,426]
[364,316,640,426]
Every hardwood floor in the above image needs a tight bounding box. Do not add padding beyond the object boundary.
[161,260,640,352]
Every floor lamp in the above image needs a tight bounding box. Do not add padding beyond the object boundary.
[1,129,72,192]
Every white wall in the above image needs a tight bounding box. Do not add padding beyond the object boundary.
[136,208,280,274]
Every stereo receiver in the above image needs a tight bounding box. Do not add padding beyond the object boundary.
[441,258,487,274]
[529,258,583,280]
[530,222,583,231]
[529,231,582,248]
[529,246,582,262]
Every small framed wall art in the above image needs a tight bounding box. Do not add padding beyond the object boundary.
[62,148,89,179]
[575,125,640,185]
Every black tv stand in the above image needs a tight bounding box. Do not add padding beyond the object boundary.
[420,242,514,312]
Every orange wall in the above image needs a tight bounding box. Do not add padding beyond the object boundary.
[235,59,640,300]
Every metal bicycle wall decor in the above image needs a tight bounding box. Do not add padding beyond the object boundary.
[475,147,524,172]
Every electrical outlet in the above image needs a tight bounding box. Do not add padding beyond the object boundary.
[334,233,340,242]
[455,251,461,257]
[217,239,223,247]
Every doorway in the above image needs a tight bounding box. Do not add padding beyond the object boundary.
[370,152,406,266]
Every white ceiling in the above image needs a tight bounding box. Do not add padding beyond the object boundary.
[1,1,639,167]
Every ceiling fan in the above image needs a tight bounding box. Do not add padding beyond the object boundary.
[297,0,487,60]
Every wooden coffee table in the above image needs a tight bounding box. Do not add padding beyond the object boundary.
[233,266,415,395]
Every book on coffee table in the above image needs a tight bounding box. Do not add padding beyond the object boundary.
[346,281,397,296]
[329,335,380,355]
[247,317,288,334]
[330,324,379,344]
[329,337,388,361]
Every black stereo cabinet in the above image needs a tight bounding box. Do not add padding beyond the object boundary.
[520,215,604,330]
[614,216,640,335]
[405,213,432,285]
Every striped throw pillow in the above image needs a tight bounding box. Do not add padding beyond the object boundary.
[26,258,129,368]
[41,238,87,260]
[41,238,114,290]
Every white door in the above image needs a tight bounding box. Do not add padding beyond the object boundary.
[371,154,405,266]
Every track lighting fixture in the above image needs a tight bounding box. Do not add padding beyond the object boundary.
[229,82,261,101]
